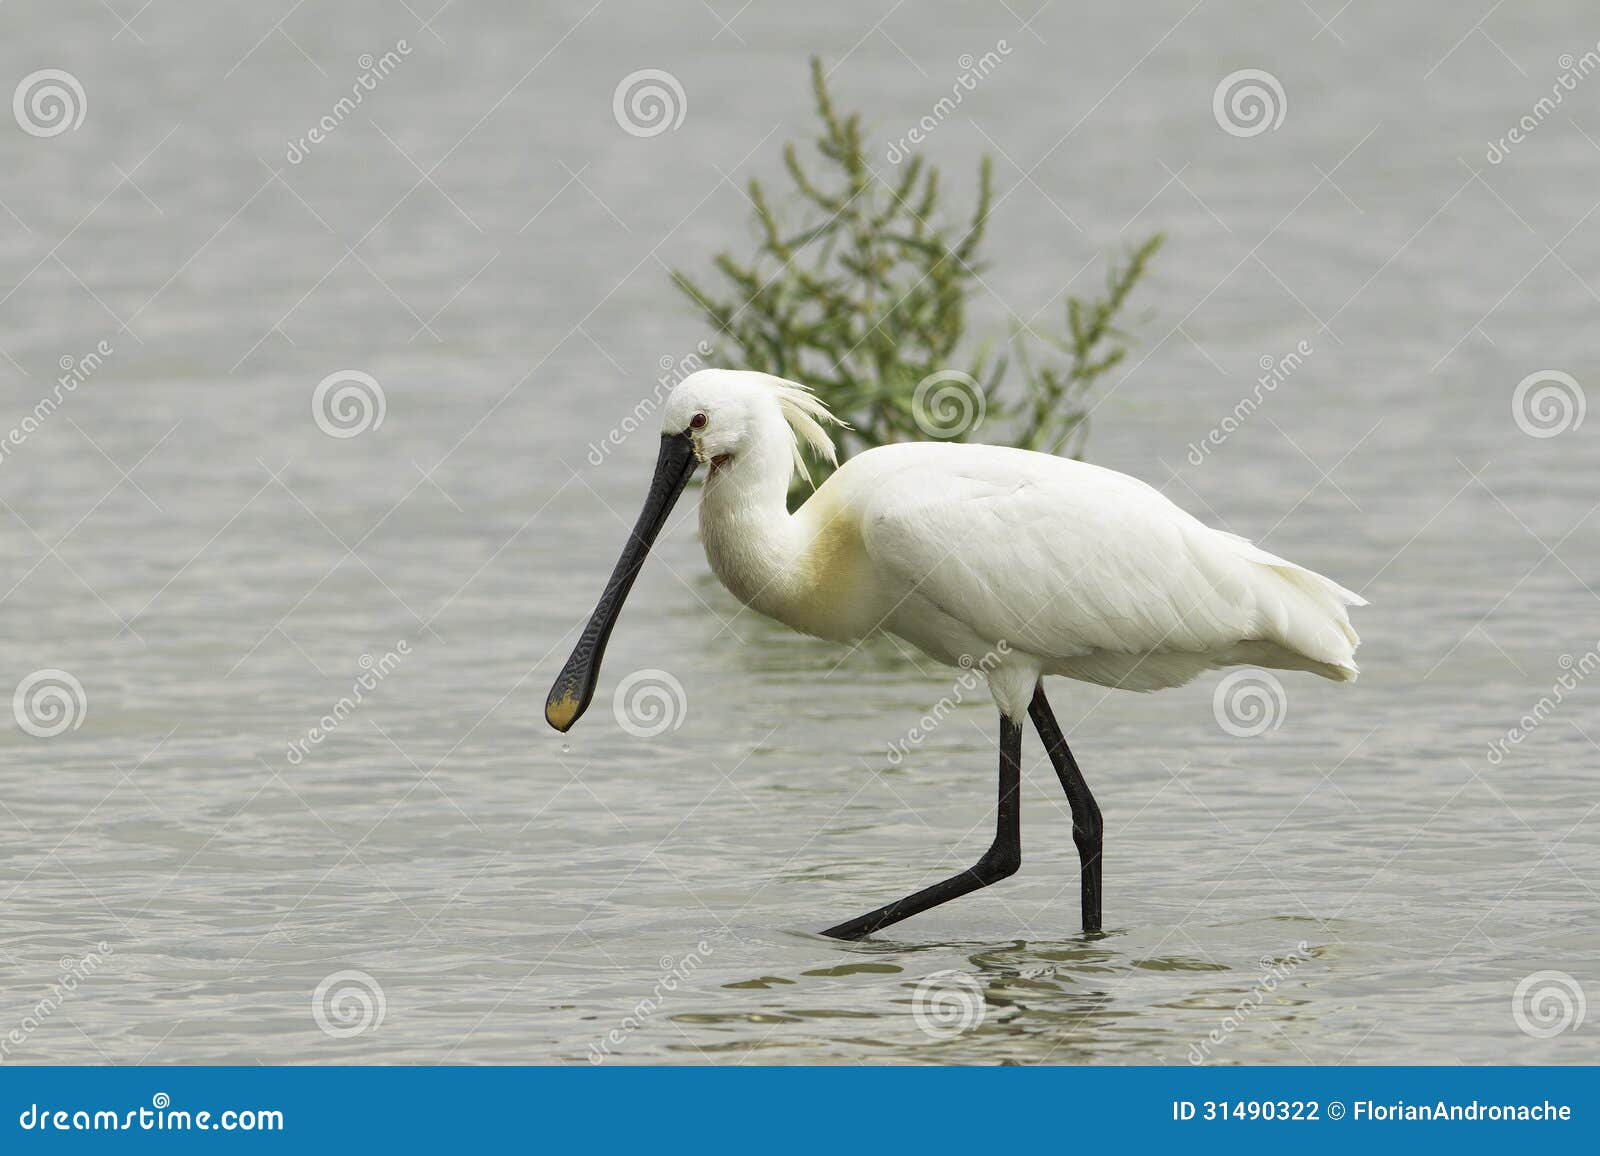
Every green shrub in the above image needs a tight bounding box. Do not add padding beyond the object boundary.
[671,57,1161,494]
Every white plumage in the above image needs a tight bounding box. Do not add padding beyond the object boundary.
[667,370,1364,720]
[548,367,1368,937]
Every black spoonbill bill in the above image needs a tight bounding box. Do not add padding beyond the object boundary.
[546,369,1365,939]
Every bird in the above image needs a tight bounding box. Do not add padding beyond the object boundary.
[546,368,1365,940]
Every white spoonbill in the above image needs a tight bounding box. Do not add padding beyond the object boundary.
[547,369,1365,939]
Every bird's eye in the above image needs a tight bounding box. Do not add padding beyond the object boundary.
[690,413,708,430]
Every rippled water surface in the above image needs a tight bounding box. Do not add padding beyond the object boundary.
[0,1,1597,1064]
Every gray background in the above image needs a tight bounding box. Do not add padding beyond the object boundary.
[0,0,1595,1063]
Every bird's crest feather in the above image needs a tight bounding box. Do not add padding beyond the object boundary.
[755,374,847,485]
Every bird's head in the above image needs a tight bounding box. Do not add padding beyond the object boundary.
[661,369,842,485]
[545,369,842,733]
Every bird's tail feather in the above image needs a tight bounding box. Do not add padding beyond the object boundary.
[1220,533,1366,680]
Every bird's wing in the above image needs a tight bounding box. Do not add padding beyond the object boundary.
[858,449,1362,676]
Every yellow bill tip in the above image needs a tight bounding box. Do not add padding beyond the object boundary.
[545,690,581,733]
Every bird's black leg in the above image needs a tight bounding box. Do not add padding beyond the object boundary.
[821,712,1022,941]
[1028,684,1103,934]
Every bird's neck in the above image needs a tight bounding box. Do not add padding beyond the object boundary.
[698,442,803,617]
[698,445,872,645]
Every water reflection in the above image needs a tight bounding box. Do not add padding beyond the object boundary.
[644,929,1348,1063]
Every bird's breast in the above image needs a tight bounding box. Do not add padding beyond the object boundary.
[700,494,878,645]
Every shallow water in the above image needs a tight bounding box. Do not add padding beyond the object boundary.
[0,1,1597,1064]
